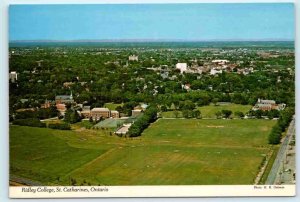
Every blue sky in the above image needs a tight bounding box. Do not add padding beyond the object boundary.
[9,3,295,41]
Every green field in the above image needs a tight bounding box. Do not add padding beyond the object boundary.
[104,103,123,110]
[198,103,252,118]
[162,103,252,118]
[10,119,276,185]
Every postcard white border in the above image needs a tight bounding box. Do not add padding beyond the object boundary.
[1,0,299,201]
[9,185,296,198]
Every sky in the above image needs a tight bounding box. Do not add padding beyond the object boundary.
[9,3,295,41]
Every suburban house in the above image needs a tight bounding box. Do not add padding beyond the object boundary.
[91,108,110,120]
[175,63,187,74]
[212,59,229,65]
[210,68,223,75]
[252,98,286,111]
[9,71,18,83]
[129,55,138,61]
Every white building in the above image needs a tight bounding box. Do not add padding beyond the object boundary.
[175,63,187,74]
[129,55,138,61]
[210,68,223,75]
[9,71,18,83]
[212,60,229,65]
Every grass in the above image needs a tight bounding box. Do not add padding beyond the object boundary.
[104,103,123,110]
[161,103,252,118]
[10,119,276,185]
[72,120,95,129]
[259,146,280,184]
[198,103,252,118]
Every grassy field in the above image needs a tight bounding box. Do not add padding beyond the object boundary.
[198,103,252,118]
[104,103,123,110]
[161,103,252,118]
[10,119,276,185]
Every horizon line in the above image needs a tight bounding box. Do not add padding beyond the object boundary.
[9,38,295,43]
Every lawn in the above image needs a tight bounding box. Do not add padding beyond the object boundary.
[104,103,123,110]
[10,118,276,185]
[161,103,252,118]
[198,103,252,118]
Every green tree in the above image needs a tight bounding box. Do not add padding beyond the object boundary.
[221,110,232,119]
[64,109,81,124]
[215,111,222,119]
[193,109,201,119]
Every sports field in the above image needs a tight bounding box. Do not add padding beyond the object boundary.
[161,103,251,118]
[10,119,276,185]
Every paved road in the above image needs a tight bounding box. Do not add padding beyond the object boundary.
[10,175,43,186]
[265,116,295,185]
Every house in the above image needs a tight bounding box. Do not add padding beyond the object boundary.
[56,104,66,115]
[129,55,138,61]
[212,59,229,65]
[182,84,191,91]
[55,92,74,104]
[81,106,91,119]
[252,98,286,111]
[91,108,110,120]
[110,110,120,118]
[175,63,187,74]
[210,68,223,75]
[9,71,18,83]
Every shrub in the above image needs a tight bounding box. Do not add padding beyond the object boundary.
[48,123,71,130]
[12,118,46,128]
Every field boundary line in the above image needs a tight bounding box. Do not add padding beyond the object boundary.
[64,147,119,177]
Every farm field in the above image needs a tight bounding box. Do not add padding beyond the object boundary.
[161,103,251,118]
[10,119,276,185]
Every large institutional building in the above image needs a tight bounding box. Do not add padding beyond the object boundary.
[252,98,286,111]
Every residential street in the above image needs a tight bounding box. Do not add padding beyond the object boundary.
[265,116,296,185]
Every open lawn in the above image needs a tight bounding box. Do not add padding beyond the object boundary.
[161,103,252,118]
[198,103,252,118]
[104,103,123,110]
[10,119,276,185]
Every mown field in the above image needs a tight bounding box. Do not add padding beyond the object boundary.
[10,119,276,185]
[161,103,251,118]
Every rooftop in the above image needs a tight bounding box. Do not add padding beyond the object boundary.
[91,107,110,112]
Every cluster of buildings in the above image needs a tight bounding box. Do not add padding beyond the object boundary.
[174,59,241,76]
[252,98,286,111]
[81,107,119,120]
[54,92,120,120]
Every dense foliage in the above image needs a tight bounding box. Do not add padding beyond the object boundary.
[48,123,71,130]
[268,108,294,144]
[127,106,158,137]
[12,118,46,128]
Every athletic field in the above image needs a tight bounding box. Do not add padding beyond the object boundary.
[10,119,276,185]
